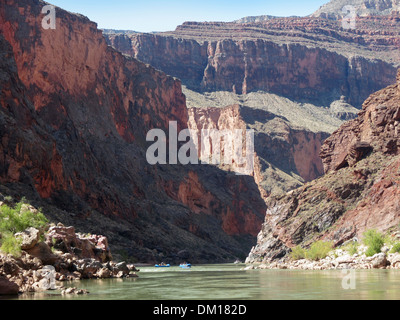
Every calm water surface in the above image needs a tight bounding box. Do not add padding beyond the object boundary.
[13,264,400,300]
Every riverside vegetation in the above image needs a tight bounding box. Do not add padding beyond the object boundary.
[246,228,400,271]
[0,197,48,257]
[0,196,139,296]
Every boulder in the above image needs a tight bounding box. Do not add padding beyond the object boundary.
[1,259,22,277]
[46,225,78,254]
[97,268,112,279]
[388,253,400,268]
[336,255,355,264]
[25,242,58,266]
[371,253,389,269]
[0,276,19,295]
[16,228,40,250]
[85,234,113,262]
[244,266,255,270]
[16,252,43,271]
[113,262,130,276]
[46,226,112,263]
[73,259,103,279]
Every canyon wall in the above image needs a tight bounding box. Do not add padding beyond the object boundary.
[105,13,400,203]
[188,105,329,197]
[0,0,267,263]
[247,70,400,263]
[106,25,398,108]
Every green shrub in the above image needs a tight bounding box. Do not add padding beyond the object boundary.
[0,201,48,234]
[344,241,359,256]
[363,229,385,257]
[306,241,333,261]
[291,241,333,261]
[384,233,397,247]
[290,246,306,260]
[0,200,48,256]
[390,242,400,254]
[0,233,22,257]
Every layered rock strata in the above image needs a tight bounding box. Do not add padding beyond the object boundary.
[247,70,400,263]
[105,15,399,108]
[0,0,266,263]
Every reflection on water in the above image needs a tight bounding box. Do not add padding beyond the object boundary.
[10,265,400,300]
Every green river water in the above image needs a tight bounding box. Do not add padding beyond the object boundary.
[10,264,400,300]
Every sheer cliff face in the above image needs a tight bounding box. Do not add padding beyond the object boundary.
[188,105,328,198]
[0,0,267,263]
[105,20,399,108]
[106,33,341,198]
[247,70,400,263]
[0,3,188,140]
[105,13,400,201]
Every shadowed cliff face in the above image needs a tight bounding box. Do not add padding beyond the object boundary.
[247,70,400,263]
[0,0,267,263]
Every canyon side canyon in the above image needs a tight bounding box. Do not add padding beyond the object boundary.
[105,0,400,197]
[0,0,400,264]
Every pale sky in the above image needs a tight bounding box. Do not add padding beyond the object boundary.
[48,0,329,32]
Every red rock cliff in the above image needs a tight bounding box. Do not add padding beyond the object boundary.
[0,0,266,263]
[105,17,399,108]
[321,69,400,172]
[247,69,400,263]
[188,105,328,198]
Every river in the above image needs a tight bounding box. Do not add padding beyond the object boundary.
[10,264,400,300]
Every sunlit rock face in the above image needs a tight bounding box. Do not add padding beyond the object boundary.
[105,16,399,109]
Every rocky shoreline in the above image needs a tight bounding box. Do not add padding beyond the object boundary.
[0,222,139,296]
[245,242,400,271]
